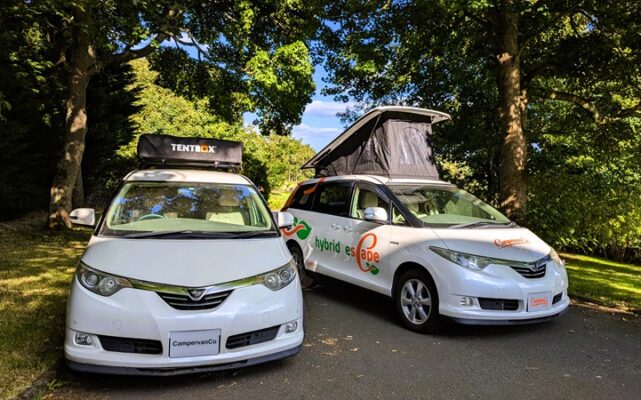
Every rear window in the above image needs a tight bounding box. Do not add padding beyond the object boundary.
[288,183,316,210]
[312,182,352,217]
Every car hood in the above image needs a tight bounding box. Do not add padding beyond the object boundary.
[81,235,291,287]
[431,227,551,262]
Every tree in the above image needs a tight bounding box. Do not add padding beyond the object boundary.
[319,0,641,220]
[40,0,317,228]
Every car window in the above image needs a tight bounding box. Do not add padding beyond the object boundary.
[101,182,274,236]
[289,183,316,210]
[312,182,352,217]
[350,187,389,220]
[392,205,408,225]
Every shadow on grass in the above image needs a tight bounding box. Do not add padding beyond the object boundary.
[562,253,641,310]
[0,222,90,399]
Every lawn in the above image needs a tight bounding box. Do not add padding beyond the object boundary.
[0,214,90,399]
[562,252,641,312]
[267,191,291,211]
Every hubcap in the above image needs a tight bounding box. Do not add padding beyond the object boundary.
[400,279,432,325]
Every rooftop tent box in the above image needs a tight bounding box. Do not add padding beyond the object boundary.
[302,107,451,179]
[137,134,242,169]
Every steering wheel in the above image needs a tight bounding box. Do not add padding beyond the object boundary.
[137,213,166,221]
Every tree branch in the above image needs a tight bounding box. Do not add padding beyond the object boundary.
[91,33,168,74]
[530,87,641,124]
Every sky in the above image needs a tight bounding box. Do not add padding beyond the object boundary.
[158,35,349,152]
[242,67,351,151]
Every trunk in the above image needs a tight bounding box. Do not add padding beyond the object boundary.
[72,167,84,209]
[48,4,95,229]
[495,1,527,221]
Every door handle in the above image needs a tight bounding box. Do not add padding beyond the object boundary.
[343,226,353,233]
[331,223,340,230]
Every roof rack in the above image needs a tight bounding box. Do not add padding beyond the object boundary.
[137,134,242,170]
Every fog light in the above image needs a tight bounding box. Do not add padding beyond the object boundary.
[459,296,474,307]
[284,321,298,333]
[74,333,93,345]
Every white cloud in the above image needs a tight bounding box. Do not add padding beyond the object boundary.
[292,123,342,138]
[304,100,354,117]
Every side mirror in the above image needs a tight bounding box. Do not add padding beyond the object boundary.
[70,208,95,227]
[364,207,388,223]
[273,211,295,228]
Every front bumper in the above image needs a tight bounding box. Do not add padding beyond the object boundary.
[65,276,304,374]
[434,259,570,324]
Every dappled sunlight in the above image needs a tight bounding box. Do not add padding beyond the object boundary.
[0,225,89,399]
[562,253,641,310]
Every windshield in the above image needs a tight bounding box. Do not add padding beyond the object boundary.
[389,184,511,227]
[100,182,275,237]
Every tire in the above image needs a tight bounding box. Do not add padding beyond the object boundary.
[394,269,442,333]
[287,243,316,289]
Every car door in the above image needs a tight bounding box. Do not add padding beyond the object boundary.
[340,182,393,294]
[307,180,355,280]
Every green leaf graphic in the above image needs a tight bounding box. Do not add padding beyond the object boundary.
[296,220,312,240]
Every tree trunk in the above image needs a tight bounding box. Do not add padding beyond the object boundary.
[48,4,95,229]
[72,167,84,209]
[495,1,527,221]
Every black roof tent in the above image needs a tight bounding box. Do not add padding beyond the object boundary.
[137,134,242,170]
[302,106,451,179]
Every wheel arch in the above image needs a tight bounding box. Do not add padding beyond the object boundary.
[392,261,438,300]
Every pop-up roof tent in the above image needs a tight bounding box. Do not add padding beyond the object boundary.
[137,134,243,170]
[302,106,451,178]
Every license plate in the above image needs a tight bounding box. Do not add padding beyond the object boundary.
[169,329,221,358]
[527,292,552,312]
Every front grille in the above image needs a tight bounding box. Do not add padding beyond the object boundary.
[226,326,280,349]
[99,335,162,354]
[157,290,233,310]
[552,292,563,304]
[510,264,546,279]
[478,298,519,311]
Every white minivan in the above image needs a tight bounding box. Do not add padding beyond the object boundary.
[65,135,303,375]
[282,107,569,333]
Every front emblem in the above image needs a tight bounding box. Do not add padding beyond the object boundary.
[188,289,205,300]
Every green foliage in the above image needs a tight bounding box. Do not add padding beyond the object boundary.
[527,100,641,261]
[92,59,315,199]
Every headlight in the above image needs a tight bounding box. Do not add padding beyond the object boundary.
[549,248,564,266]
[254,260,297,291]
[430,247,492,271]
[76,262,132,296]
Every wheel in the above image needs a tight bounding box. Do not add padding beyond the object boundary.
[394,269,442,333]
[287,243,316,289]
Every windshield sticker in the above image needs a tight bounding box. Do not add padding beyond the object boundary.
[303,177,326,195]
[282,217,312,240]
[313,233,381,276]
[494,238,529,248]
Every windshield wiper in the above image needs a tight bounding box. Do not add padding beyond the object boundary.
[123,230,277,239]
[449,221,518,229]
[123,230,196,239]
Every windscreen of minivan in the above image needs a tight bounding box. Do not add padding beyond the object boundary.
[389,184,511,228]
[100,182,275,237]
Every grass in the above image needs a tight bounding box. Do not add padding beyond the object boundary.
[0,213,90,399]
[562,252,641,312]
[268,191,290,211]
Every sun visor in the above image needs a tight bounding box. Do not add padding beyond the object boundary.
[137,134,242,169]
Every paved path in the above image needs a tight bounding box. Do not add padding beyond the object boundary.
[51,280,641,400]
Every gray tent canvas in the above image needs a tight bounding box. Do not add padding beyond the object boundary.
[302,107,450,178]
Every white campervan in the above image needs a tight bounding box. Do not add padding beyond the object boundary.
[282,107,569,333]
[64,135,303,375]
